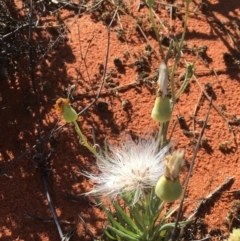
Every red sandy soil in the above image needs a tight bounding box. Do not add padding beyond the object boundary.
[0,0,240,240]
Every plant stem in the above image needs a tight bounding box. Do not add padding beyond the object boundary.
[141,193,151,239]
[170,1,190,104]
[161,122,170,148]
[149,7,165,61]
[158,122,169,149]
[72,120,97,156]
[160,2,190,147]
[158,200,165,213]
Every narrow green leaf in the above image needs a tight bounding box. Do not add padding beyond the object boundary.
[165,39,174,64]
[106,209,140,238]
[153,218,192,239]
[107,226,139,241]
[129,206,145,231]
[113,202,142,234]
[114,200,126,227]
[163,229,171,241]
[159,219,193,232]
[176,62,194,99]
[149,194,162,215]
[164,205,180,219]
[104,229,117,240]
[116,235,121,241]
[180,220,193,226]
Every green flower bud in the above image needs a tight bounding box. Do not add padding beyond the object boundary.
[155,175,182,202]
[55,98,78,123]
[155,150,185,202]
[151,96,171,123]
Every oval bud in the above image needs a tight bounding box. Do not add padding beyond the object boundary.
[151,97,171,123]
[155,175,182,202]
[55,98,78,123]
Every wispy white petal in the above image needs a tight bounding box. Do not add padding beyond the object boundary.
[157,63,168,98]
[82,136,174,204]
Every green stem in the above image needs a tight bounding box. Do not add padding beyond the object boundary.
[149,7,165,61]
[169,1,190,104]
[161,2,190,146]
[141,193,151,238]
[160,122,170,149]
[158,122,169,149]
[72,120,97,156]
[158,123,163,149]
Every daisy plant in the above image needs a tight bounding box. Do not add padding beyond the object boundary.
[54,99,192,240]
[54,97,191,240]
[54,1,195,238]
[82,137,191,241]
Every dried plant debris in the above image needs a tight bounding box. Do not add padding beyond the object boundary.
[0,1,69,76]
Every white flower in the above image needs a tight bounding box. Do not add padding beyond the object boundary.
[157,63,168,98]
[82,136,174,205]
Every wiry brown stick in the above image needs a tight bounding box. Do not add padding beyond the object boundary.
[171,95,213,241]
[192,91,203,137]
[187,176,235,220]
[193,74,237,146]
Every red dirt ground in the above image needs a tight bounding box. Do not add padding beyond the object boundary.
[0,0,240,240]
